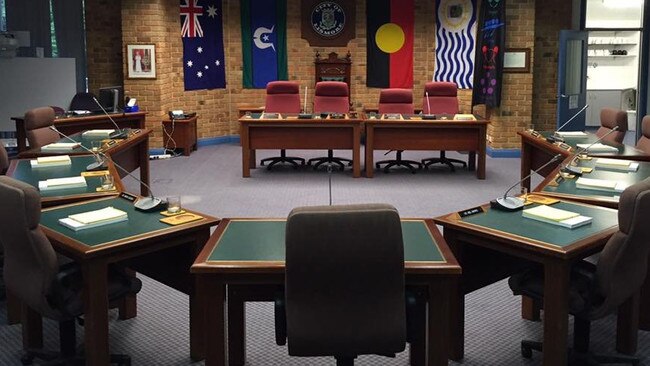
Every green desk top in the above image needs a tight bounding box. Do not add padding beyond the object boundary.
[539,131,640,156]
[542,159,650,200]
[11,156,108,198]
[40,197,174,247]
[208,219,444,263]
[38,132,108,154]
[461,201,618,248]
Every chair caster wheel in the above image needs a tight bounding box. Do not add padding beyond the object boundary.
[21,354,34,365]
[521,344,533,359]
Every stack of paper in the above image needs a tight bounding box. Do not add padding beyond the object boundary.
[556,131,588,137]
[41,142,81,151]
[595,158,639,172]
[576,177,630,193]
[38,176,87,191]
[82,129,115,138]
[30,155,71,168]
[454,114,477,121]
[59,206,128,231]
[522,205,592,229]
[576,143,619,153]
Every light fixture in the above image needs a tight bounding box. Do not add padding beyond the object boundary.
[602,0,642,8]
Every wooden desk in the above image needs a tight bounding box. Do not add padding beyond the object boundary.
[18,129,151,196]
[435,201,637,366]
[12,112,147,153]
[162,116,198,156]
[365,115,489,179]
[239,114,363,178]
[26,196,219,365]
[191,218,461,366]
[519,130,649,191]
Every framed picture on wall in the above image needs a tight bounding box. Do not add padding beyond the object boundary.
[127,44,156,79]
[503,48,531,73]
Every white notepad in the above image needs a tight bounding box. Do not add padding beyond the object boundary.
[576,143,619,153]
[38,176,87,191]
[41,142,81,151]
[30,155,71,168]
[576,177,630,193]
[82,129,115,137]
[595,158,639,172]
[522,205,592,229]
[556,131,588,137]
[59,206,128,231]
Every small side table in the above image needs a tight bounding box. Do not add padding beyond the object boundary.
[162,115,198,156]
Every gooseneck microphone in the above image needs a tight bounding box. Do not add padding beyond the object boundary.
[50,126,168,212]
[299,86,312,119]
[546,104,590,143]
[490,154,563,211]
[560,125,620,177]
[92,97,129,139]
[423,91,435,120]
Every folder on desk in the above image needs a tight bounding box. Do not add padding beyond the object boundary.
[41,142,81,151]
[59,206,128,231]
[576,143,619,153]
[30,155,72,168]
[556,131,588,137]
[522,205,592,229]
[576,177,630,193]
[595,158,639,172]
[453,114,477,121]
[38,176,87,191]
[82,129,115,138]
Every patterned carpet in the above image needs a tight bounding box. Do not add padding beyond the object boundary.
[1,142,648,365]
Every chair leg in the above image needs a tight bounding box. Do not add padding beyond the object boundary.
[521,340,542,359]
[573,317,591,353]
[59,320,76,358]
[335,356,355,366]
[261,150,305,170]
[592,353,640,365]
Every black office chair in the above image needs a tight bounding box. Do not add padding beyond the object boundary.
[70,92,98,111]
[0,176,141,366]
[509,177,650,365]
[275,204,421,365]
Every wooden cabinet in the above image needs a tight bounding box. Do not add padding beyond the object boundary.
[162,115,198,156]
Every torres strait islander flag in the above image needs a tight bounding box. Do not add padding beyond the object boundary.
[366,0,414,88]
[240,0,288,89]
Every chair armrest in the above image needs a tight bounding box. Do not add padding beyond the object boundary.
[274,291,287,346]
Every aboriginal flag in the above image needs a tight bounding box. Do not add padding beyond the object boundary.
[366,0,414,88]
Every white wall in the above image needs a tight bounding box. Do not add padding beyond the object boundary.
[0,57,77,132]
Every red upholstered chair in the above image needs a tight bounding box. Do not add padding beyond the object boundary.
[597,108,627,144]
[307,81,352,170]
[636,115,650,155]
[261,81,306,170]
[24,107,59,149]
[420,82,467,171]
[374,89,422,173]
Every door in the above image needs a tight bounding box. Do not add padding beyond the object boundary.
[557,30,588,131]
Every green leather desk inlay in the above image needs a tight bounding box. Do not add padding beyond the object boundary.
[40,197,172,247]
[462,202,617,247]
[12,156,106,198]
[539,131,639,156]
[543,159,650,199]
[208,220,444,262]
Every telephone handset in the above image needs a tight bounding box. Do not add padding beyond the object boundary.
[168,110,196,119]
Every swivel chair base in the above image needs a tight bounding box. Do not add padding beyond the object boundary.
[376,151,422,174]
[421,151,467,172]
[308,150,352,171]
[335,357,355,366]
[260,149,305,170]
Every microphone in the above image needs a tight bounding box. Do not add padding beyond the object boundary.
[299,86,312,119]
[490,154,563,211]
[422,91,435,120]
[50,126,168,212]
[92,97,129,139]
[559,125,620,176]
[546,104,589,143]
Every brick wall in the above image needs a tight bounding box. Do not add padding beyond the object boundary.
[85,0,124,95]
[87,0,568,150]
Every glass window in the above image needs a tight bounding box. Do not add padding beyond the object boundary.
[586,0,643,29]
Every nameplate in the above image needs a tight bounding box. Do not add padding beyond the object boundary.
[106,140,117,147]
[530,130,541,138]
[458,206,484,218]
[132,129,141,134]
[558,142,572,151]
[120,192,137,202]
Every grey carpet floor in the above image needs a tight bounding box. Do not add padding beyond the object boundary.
[2,143,649,365]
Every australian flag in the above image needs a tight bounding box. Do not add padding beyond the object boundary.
[181,0,226,90]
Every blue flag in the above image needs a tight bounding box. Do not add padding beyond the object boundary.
[241,0,288,89]
[181,0,226,90]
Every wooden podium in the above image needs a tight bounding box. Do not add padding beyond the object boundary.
[162,115,198,156]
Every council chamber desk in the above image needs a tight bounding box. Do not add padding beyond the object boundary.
[192,218,461,366]
[12,111,147,153]
[28,196,219,365]
[364,114,489,179]
[19,128,151,196]
[435,200,637,366]
[239,113,363,178]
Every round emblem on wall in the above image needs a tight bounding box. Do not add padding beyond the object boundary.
[311,2,346,38]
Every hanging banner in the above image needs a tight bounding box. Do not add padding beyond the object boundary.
[471,0,506,107]
[434,0,477,89]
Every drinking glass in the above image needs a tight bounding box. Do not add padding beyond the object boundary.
[167,196,182,214]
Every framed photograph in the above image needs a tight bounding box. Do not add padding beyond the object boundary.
[503,48,531,73]
[126,45,156,79]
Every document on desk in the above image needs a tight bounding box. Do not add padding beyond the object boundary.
[41,142,81,151]
[522,205,592,229]
[556,131,588,137]
[82,129,115,138]
[38,176,87,191]
[30,155,72,167]
[595,158,639,172]
[576,177,630,193]
[59,206,128,231]
[576,143,619,153]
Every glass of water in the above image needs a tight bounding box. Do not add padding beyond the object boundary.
[101,174,114,191]
[167,196,182,214]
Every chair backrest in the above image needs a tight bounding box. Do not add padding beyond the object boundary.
[378,88,414,115]
[265,81,301,114]
[592,177,650,319]
[0,176,60,318]
[285,203,406,358]
[24,107,59,149]
[313,81,349,114]
[69,92,98,111]
[422,81,459,114]
[596,107,627,144]
[0,142,8,174]
[635,115,650,154]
